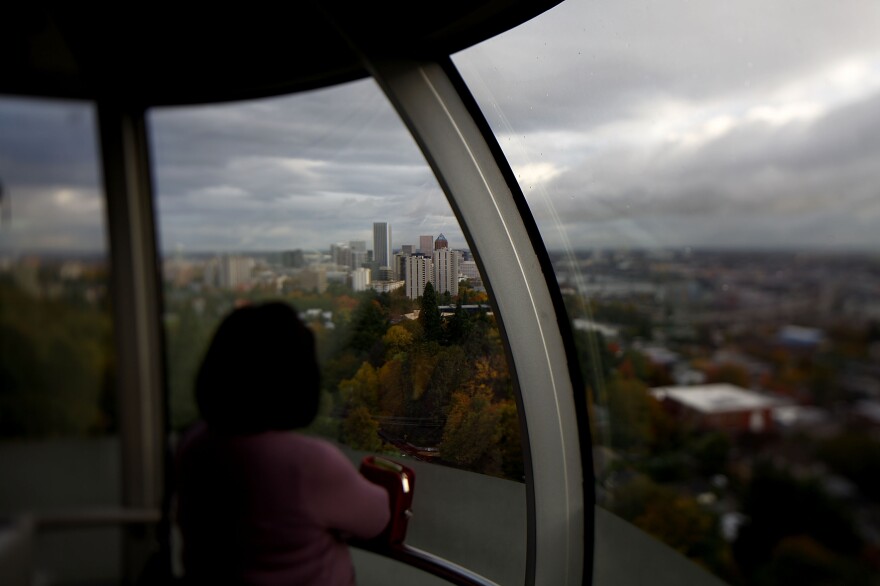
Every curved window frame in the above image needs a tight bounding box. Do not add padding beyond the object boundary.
[365,57,593,585]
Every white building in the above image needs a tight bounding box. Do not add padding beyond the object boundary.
[433,248,460,297]
[406,254,433,300]
[351,267,371,292]
[650,384,785,433]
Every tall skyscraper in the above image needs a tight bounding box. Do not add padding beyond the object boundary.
[432,248,460,297]
[373,222,392,269]
[419,235,433,255]
[434,233,449,250]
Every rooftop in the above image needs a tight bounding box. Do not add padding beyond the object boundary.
[651,384,784,414]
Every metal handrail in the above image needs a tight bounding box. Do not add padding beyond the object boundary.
[30,507,162,530]
[351,540,501,586]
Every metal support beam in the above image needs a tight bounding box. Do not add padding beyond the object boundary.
[370,59,587,586]
[98,102,166,583]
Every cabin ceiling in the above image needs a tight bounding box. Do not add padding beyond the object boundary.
[2,1,562,106]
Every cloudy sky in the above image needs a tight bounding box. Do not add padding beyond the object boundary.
[2,0,880,255]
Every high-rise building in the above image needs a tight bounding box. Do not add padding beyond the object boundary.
[393,251,410,281]
[373,222,392,269]
[434,233,448,250]
[351,267,371,292]
[432,248,460,297]
[401,244,415,255]
[218,254,253,289]
[330,242,351,269]
[405,254,432,300]
[280,249,305,268]
[419,235,433,255]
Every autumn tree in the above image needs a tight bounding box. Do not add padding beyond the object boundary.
[341,405,383,451]
[496,399,524,480]
[378,358,407,416]
[441,387,501,473]
[383,324,414,358]
[605,377,653,451]
[338,363,385,451]
[706,362,751,388]
[339,362,379,410]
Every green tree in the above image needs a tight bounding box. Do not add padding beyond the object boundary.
[348,295,388,356]
[419,282,442,343]
[444,297,471,345]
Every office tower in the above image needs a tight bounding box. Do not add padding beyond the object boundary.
[330,242,351,269]
[406,254,433,300]
[434,233,448,250]
[419,235,433,255]
[280,249,305,268]
[393,251,410,281]
[432,248,460,297]
[373,222,392,269]
[401,244,415,255]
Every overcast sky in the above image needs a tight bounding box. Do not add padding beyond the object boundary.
[2,0,880,256]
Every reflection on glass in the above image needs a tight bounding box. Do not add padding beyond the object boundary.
[151,80,523,482]
[455,0,880,583]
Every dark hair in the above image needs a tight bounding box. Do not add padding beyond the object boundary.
[195,301,321,434]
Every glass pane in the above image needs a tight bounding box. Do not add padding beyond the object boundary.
[455,1,880,584]
[151,79,526,584]
[0,96,120,584]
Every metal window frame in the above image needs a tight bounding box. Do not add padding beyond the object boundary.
[98,102,168,581]
[368,58,593,586]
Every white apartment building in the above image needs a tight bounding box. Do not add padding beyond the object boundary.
[351,267,372,292]
[406,254,433,300]
[433,248,460,297]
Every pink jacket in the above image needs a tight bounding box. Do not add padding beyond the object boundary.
[175,423,391,585]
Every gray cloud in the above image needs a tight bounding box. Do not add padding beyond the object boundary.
[3,0,880,256]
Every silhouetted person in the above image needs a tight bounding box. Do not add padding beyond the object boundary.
[175,301,390,585]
